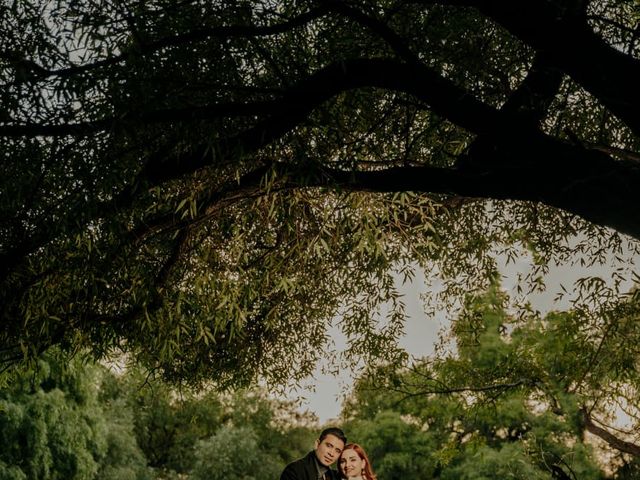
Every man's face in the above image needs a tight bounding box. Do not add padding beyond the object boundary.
[314,433,345,467]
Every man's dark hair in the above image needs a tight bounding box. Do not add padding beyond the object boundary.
[318,427,346,445]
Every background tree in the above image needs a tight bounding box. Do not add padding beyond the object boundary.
[103,365,317,478]
[0,352,151,480]
[343,283,640,479]
[343,410,439,479]
[107,367,224,474]
[0,351,320,479]
[191,425,281,480]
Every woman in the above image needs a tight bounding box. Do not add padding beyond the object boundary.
[338,443,377,480]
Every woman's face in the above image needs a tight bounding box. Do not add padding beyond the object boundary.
[339,448,365,478]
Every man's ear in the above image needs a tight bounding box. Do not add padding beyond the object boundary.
[314,439,320,449]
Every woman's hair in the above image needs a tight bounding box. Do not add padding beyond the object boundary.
[338,443,377,480]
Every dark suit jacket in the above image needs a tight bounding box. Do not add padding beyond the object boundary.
[280,451,340,480]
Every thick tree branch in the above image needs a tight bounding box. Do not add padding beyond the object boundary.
[406,0,640,135]
[0,101,280,137]
[474,0,640,136]
[297,158,640,239]
[581,407,640,457]
[2,5,332,81]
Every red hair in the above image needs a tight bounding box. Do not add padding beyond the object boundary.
[338,443,377,480]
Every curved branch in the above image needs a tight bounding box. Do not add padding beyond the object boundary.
[473,0,640,136]
[136,57,551,188]
[3,56,636,283]
[269,143,640,240]
[0,101,280,137]
[3,5,332,81]
[581,407,640,457]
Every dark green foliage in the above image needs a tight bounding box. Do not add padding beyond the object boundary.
[0,353,150,480]
[345,410,439,479]
[0,353,318,479]
[2,3,640,476]
[191,425,282,480]
[1,0,640,389]
[343,284,640,478]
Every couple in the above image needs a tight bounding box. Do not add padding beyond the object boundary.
[280,427,376,480]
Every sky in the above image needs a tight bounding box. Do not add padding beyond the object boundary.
[285,243,639,424]
[293,266,441,424]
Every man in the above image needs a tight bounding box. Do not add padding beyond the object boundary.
[280,427,346,480]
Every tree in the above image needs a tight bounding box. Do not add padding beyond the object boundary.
[107,366,316,477]
[220,389,318,465]
[342,410,440,479]
[0,349,321,479]
[2,0,639,385]
[107,367,224,474]
[0,352,151,480]
[345,283,640,478]
[191,425,282,480]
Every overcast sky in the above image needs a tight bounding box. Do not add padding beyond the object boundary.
[283,241,639,424]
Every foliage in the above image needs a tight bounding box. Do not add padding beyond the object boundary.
[343,283,640,478]
[0,352,150,480]
[100,364,317,477]
[117,369,224,472]
[191,425,282,480]
[3,283,640,479]
[1,0,640,389]
[0,352,319,479]
[344,410,439,479]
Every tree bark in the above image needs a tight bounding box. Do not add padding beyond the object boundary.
[582,407,640,458]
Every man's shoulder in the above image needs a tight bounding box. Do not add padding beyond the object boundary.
[280,451,315,479]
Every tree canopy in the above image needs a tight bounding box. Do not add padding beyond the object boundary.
[1,0,640,385]
[343,283,640,479]
[3,286,640,479]
[0,350,317,479]
[0,352,152,480]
